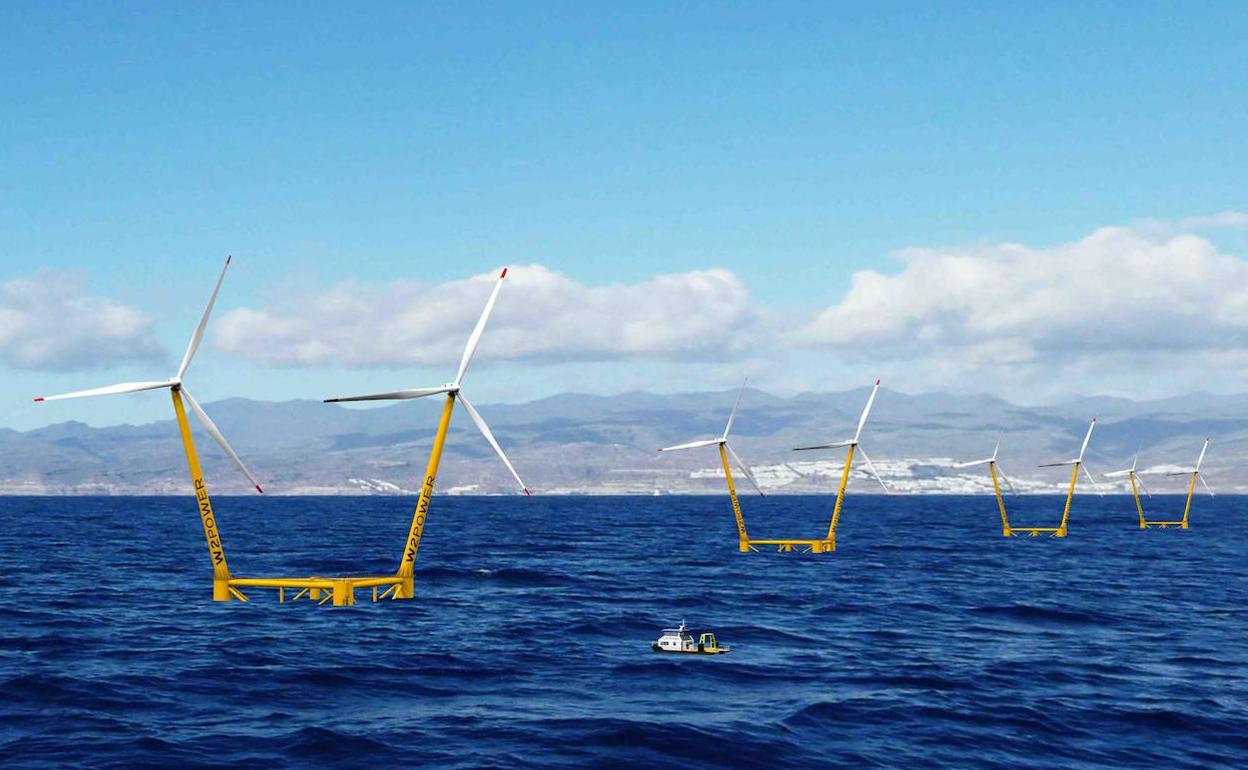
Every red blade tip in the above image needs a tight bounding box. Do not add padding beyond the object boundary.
[523,488,532,496]
[226,255,232,264]
[255,485,264,494]
[875,379,881,385]
[500,267,508,279]
[33,397,45,403]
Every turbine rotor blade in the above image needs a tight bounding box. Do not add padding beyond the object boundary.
[853,379,881,444]
[35,380,172,402]
[1198,474,1215,497]
[1080,464,1104,496]
[722,376,749,439]
[725,442,765,497]
[1136,474,1152,498]
[178,256,232,379]
[181,387,264,493]
[1038,460,1077,468]
[457,393,529,494]
[1195,438,1209,472]
[856,446,892,495]
[1077,418,1096,463]
[657,438,721,452]
[1103,470,1132,478]
[793,439,854,452]
[992,438,1001,461]
[324,386,451,403]
[996,464,1020,497]
[952,458,994,468]
[454,268,508,386]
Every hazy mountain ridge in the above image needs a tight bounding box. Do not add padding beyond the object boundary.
[2,387,1244,495]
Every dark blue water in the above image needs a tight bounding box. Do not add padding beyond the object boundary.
[2,494,1246,769]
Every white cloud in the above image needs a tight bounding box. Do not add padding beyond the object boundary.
[1180,211,1248,229]
[794,223,1248,397]
[0,273,162,371]
[215,264,761,368]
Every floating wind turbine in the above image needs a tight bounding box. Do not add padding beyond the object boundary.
[657,378,762,551]
[325,267,528,496]
[34,257,268,603]
[1104,452,1155,529]
[658,377,765,495]
[952,438,1018,536]
[1039,418,1103,495]
[35,256,263,495]
[785,379,891,553]
[952,439,1020,494]
[325,268,528,598]
[1151,438,1213,529]
[793,379,891,494]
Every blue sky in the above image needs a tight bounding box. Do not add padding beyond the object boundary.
[2,2,1247,430]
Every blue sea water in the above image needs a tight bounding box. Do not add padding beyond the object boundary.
[1,493,1246,769]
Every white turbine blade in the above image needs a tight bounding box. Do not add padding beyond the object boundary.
[178,256,232,379]
[722,376,749,439]
[856,446,892,494]
[1103,469,1133,478]
[658,438,721,452]
[784,463,809,478]
[1195,438,1209,472]
[1080,464,1104,496]
[951,458,994,468]
[454,268,508,386]
[725,442,765,497]
[181,387,263,493]
[992,438,1001,461]
[457,393,529,494]
[1136,474,1152,498]
[996,464,1020,497]
[1038,460,1077,467]
[1166,469,1196,476]
[324,386,451,403]
[1193,474,1213,499]
[852,379,881,444]
[1077,418,1096,463]
[793,439,854,452]
[35,380,171,402]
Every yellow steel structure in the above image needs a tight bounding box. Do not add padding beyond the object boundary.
[658,378,890,554]
[782,379,892,553]
[1112,439,1212,529]
[36,260,527,606]
[955,419,1098,538]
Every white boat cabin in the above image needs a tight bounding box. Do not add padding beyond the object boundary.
[654,621,696,652]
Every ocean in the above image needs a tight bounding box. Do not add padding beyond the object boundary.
[1,494,1246,769]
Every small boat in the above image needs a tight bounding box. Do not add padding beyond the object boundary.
[651,620,729,655]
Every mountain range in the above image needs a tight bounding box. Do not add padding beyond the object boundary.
[1,386,1244,495]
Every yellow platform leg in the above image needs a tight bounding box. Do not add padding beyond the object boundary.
[395,393,457,599]
[171,389,234,601]
[1180,471,1198,529]
[1056,462,1080,538]
[989,463,1012,536]
[1130,473,1147,528]
[821,443,858,551]
[718,444,752,552]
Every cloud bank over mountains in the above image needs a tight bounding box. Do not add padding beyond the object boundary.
[214,265,760,367]
[3,214,1246,403]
